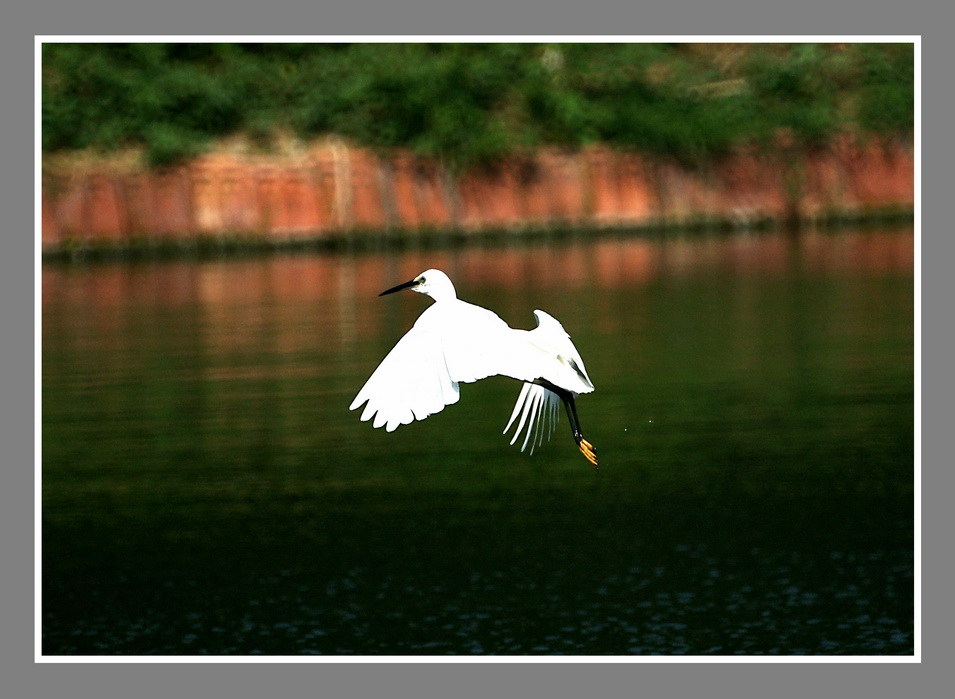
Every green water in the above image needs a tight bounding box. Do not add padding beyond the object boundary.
[41,228,915,655]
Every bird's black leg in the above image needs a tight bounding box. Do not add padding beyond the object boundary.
[534,380,598,469]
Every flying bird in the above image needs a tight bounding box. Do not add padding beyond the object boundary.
[349,269,598,468]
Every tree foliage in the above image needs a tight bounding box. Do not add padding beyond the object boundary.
[42,42,915,169]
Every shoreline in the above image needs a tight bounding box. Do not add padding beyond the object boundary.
[41,208,914,264]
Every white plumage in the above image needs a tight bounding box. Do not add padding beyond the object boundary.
[349,269,598,467]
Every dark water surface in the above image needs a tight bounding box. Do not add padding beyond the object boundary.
[42,227,915,656]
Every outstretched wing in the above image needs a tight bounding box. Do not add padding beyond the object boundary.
[527,310,594,394]
[349,327,460,432]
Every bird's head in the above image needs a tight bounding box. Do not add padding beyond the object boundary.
[379,269,457,302]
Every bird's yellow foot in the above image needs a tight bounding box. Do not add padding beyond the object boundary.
[579,439,598,470]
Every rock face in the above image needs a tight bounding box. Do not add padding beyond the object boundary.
[42,137,914,248]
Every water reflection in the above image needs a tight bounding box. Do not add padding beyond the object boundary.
[42,227,915,656]
[42,227,915,372]
[42,228,914,311]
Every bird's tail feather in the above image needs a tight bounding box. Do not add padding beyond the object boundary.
[503,382,561,454]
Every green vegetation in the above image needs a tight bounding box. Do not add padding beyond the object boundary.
[42,42,914,169]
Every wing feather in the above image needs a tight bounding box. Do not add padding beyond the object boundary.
[349,327,460,432]
[503,382,561,454]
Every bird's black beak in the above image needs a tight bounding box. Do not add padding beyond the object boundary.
[379,278,419,296]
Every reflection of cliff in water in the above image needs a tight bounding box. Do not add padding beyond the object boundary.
[42,226,915,313]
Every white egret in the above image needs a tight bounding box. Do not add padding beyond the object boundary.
[349,269,598,468]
